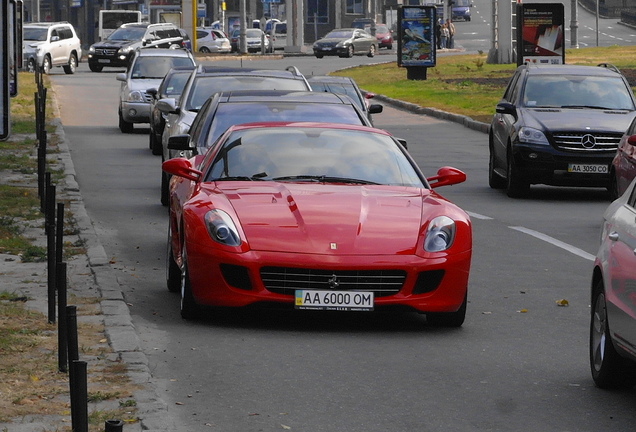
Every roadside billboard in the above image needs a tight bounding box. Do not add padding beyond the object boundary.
[397,5,436,68]
[518,3,565,66]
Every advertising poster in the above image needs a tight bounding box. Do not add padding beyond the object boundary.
[397,5,436,68]
[518,3,565,66]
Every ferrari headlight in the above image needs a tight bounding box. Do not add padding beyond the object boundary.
[204,210,241,246]
[518,127,549,145]
[424,216,456,252]
[127,90,146,103]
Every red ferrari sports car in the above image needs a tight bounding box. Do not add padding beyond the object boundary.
[163,122,472,326]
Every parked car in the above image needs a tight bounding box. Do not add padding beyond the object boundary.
[148,66,196,155]
[374,23,393,49]
[489,63,636,197]
[231,28,272,52]
[163,121,472,324]
[590,177,636,389]
[196,28,231,53]
[156,66,312,204]
[351,18,375,32]
[610,118,636,199]
[22,22,82,74]
[88,22,187,72]
[117,47,196,133]
[307,75,383,123]
[313,28,377,58]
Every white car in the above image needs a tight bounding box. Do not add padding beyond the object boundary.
[23,22,82,74]
[590,177,636,389]
[196,28,231,53]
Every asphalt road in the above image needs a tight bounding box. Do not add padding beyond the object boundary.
[47,44,636,431]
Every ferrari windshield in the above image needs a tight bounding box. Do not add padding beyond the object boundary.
[522,75,635,110]
[204,102,366,147]
[204,126,424,187]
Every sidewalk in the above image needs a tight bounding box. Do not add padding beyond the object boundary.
[0,99,175,432]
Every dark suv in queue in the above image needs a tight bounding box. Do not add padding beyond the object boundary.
[489,63,636,197]
[88,22,187,71]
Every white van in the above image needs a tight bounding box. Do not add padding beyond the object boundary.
[270,21,287,50]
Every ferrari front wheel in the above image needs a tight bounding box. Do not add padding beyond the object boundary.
[166,224,180,293]
[180,250,202,319]
[426,293,467,327]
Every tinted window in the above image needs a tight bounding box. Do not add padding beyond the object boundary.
[309,82,364,110]
[196,30,209,39]
[184,76,309,111]
[205,102,366,147]
[109,26,146,41]
[24,27,48,41]
[522,75,635,110]
[132,56,195,79]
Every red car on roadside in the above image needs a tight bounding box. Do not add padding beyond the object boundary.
[163,122,472,326]
[610,119,636,199]
[375,23,394,49]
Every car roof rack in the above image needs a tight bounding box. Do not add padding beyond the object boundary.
[597,63,621,74]
[285,65,304,78]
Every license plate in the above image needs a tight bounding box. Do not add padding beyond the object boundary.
[98,59,110,63]
[567,163,608,174]
[295,290,374,311]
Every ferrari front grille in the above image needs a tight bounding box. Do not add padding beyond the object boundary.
[260,267,406,297]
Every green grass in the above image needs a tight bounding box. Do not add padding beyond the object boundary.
[332,45,636,124]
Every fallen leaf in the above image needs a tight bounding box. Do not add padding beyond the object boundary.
[556,299,569,307]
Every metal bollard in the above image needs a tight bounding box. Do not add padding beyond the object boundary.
[105,419,124,431]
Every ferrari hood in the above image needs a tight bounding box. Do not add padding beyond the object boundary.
[216,183,432,255]
[523,108,636,133]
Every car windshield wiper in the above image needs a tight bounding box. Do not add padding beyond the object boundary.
[272,175,379,185]
[214,172,269,181]
[560,105,616,110]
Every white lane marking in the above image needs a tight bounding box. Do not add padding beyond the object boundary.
[467,211,493,220]
[509,226,595,261]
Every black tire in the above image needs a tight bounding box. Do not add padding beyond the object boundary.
[150,132,162,155]
[118,109,134,134]
[200,46,211,53]
[315,54,324,59]
[161,170,170,207]
[367,44,376,58]
[166,224,181,293]
[27,58,36,73]
[63,53,77,74]
[89,62,103,72]
[488,140,506,189]
[42,55,52,75]
[180,250,202,320]
[345,46,354,58]
[590,280,636,389]
[608,171,619,201]
[426,293,467,327]
[506,152,529,198]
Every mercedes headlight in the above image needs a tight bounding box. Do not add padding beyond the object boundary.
[204,210,241,246]
[518,127,549,145]
[424,216,456,252]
